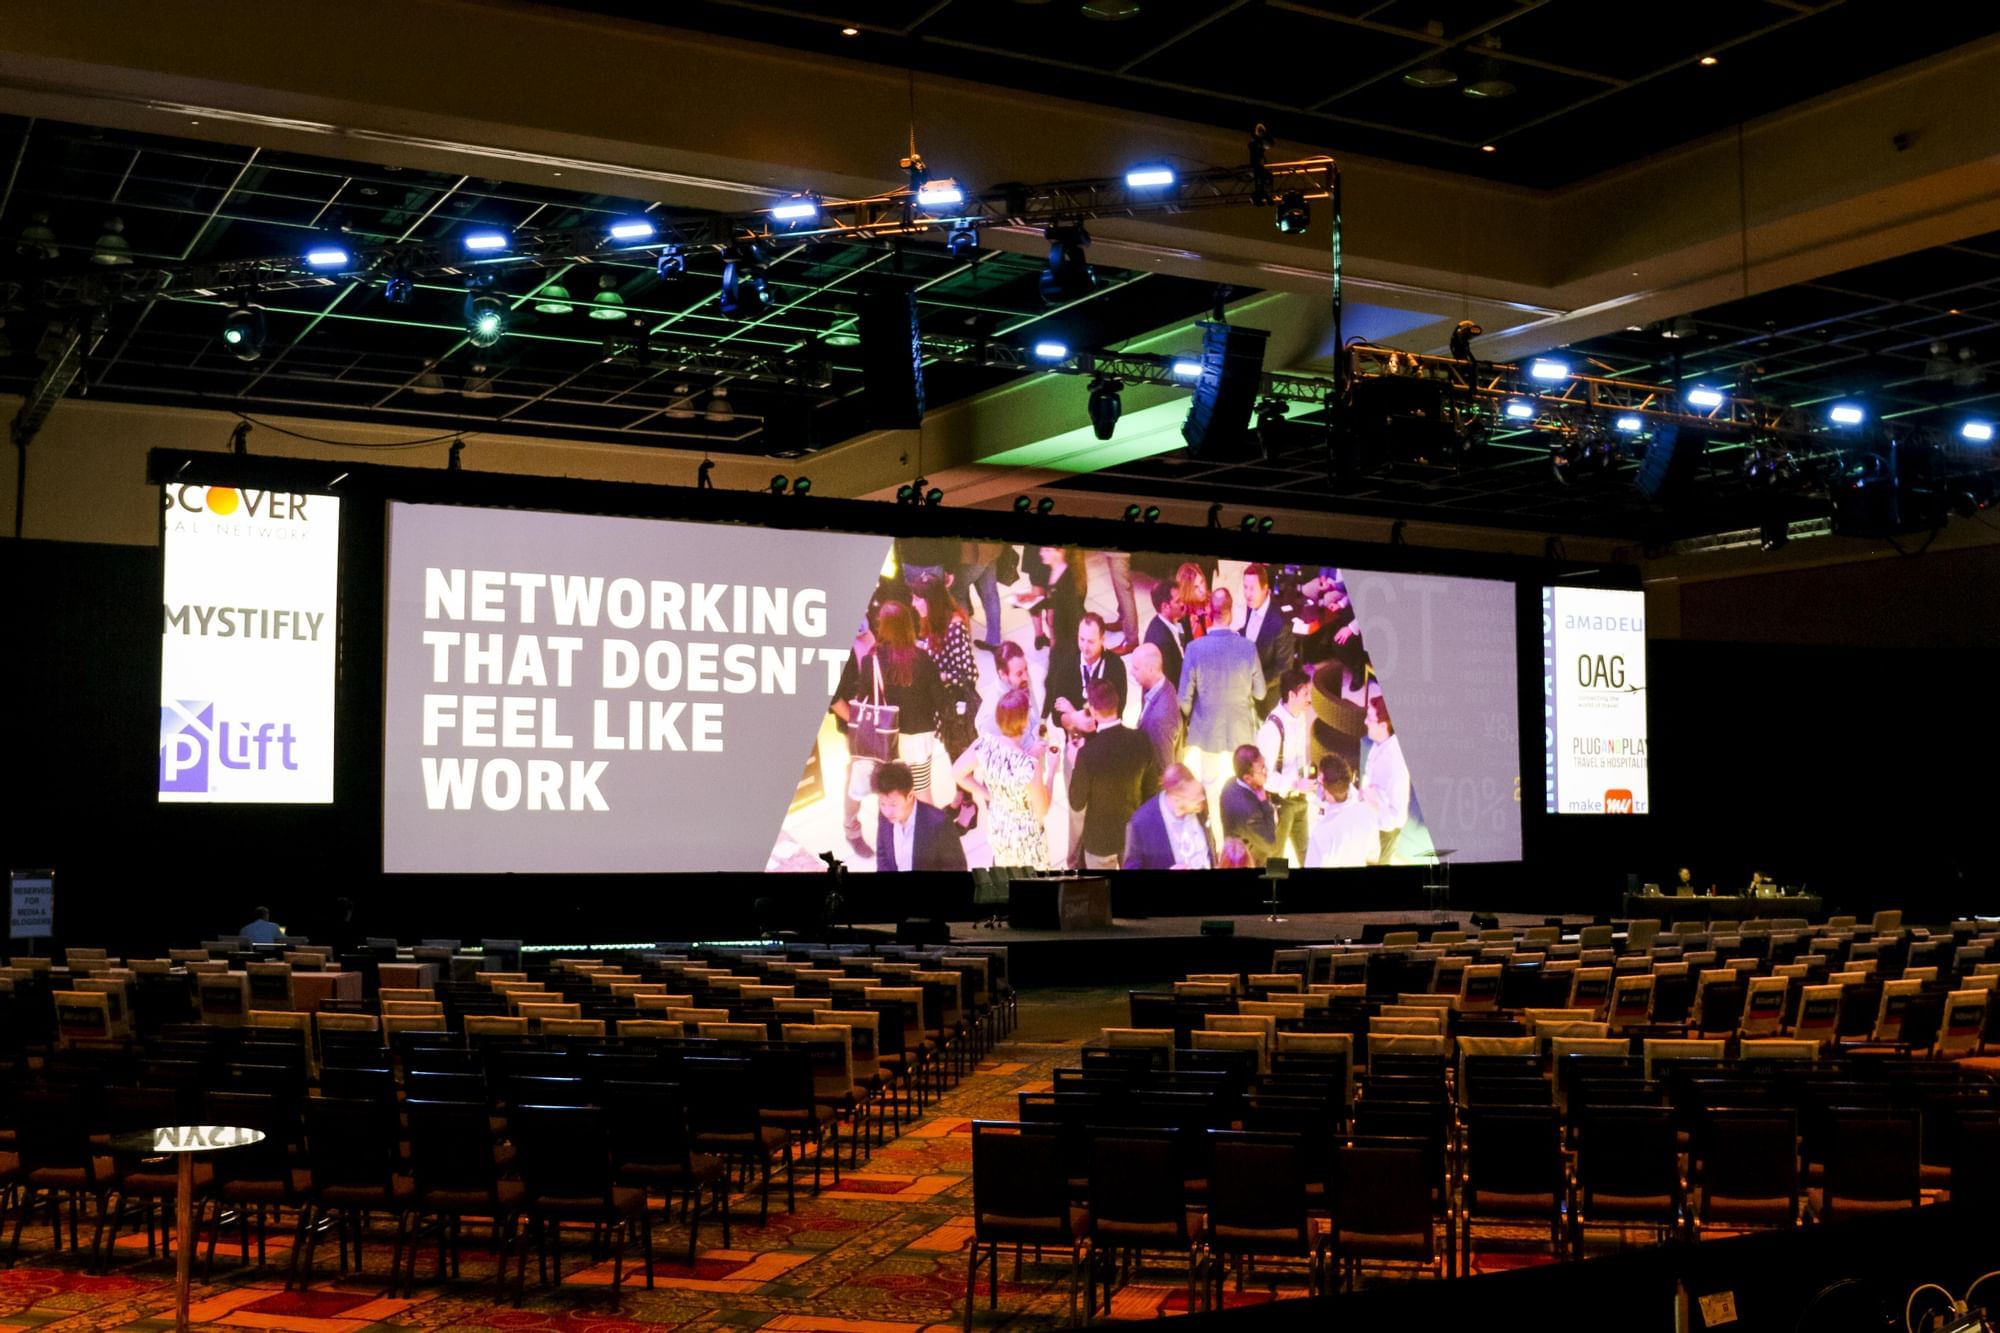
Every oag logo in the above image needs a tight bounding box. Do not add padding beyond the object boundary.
[159,700,302,794]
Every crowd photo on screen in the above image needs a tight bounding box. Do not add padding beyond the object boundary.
[766,538,1439,874]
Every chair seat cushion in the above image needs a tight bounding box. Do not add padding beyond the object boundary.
[422,1180,525,1211]
[531,1185,647,1216]
[1468,1188,1557,1217]
[319,1177,416,1206]
[222,1170,312,1202]
[1586,1191,1675,1219]
[1702,1193,1793,1223]
[1336,1227,1431,1257]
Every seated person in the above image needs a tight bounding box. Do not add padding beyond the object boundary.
[239,906,285,945]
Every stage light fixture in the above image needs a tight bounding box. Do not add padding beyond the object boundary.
[1124,503,1142,521]
[221,304,265,361]
[944,220,979,260]
[1829,403,1866,426]
[1013,495,1032,512]
[1686,385,1725,409]
[1962,421,1995,443]
[533,281,574,315]
[1088,375,1124,441]
[720,241,771,319]
[1504,399,1535,420]
[1258,515,1274,533]
[770,474,789,493]
[382,270,416,304]
[704,385,735,422]
[770,196,820,223]
[1144,505,1161,523]
[1529,358,1569,381]
[607,218,657,242]
[463,228,509,253]
[926,487,943,506]
[1039,224,1096,303]
[793,476,812,496]
[1125,163,1175,188]
[656,246,686,281]
[87,217,131,265]
[1274,191,1310,234]
[915,179,964,210]
[589,275,628,320]
[1032,340,1070,362]
[1035,496,1055,515]
[898,484,917,504]
[1240,513,1257,532]
[465,292,506,348]
[1172,359,1202,379]
[304,242,352,270]
[1614,415,1643,433]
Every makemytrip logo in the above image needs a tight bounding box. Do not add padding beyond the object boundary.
[159,700,303,794]
[1603,789,1635,814]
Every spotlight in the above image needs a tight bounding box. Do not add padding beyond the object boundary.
[1035,496,1055,515]
[1529,358,1569,381]
[926,487,943,506]
[1828,403,1866,426]
[590,275,628,320]
[1504,399,1535,420]
[1241,513,1257,532]
[90,216,132,265]
[1013,495,1032,512]
[1614,414,1644,433]
[304,241,352,270]
[1172,359,1202,380]
[793,476,811,496]
[1962,421,1995,443]
[1143,505,1161,523]
[1125,162,1175,189]
[720,241,771,319]
[1258,515,1274,533]
[1686,386,1725,409]
[944,220,979,260]
[1088,376,1124,441]
[1274,191,1310,234]
[704,385,734,422]
[915,179,965,210]
[607,218,657,243]
[1124,503,1143,521]
[769,195,820,223]
[1031,340,1070,362]
[382,271,416,304]
[898,484,917,504]
[220,304,265,362]
[770,474,790,494]
[656,246,686,281]
[1039,224,1096,303]
[533,281,574,315]
[463,228,509,254]
[465,292,505,348]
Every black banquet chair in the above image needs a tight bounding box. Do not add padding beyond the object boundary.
[965,1121,1089,1331]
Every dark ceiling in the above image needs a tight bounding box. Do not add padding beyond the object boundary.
[539,0,2000,187]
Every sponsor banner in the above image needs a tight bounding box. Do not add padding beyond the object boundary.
[159,484,339,803]
[1543,586,1648,814]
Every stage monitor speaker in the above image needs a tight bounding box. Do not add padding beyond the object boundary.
[1200,919,1235,937]
[1633,423,1704,503]
[859,276,924,430]
[896,917,950,945]
[1181,321,1270,461]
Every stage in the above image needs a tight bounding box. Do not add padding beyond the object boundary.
[872,909,1595,987]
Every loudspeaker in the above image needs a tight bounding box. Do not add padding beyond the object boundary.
[858,276,924,430]
[1181,321,1269,461]
[1633,423,1704,502]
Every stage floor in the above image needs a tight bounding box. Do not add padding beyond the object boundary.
[858,909,1596,986]
[934,909,1591,947]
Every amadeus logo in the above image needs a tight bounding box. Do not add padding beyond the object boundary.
[159,700,302,794]
[1603,788,1635,814]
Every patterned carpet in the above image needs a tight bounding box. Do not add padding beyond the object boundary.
[0,992,1560,1332]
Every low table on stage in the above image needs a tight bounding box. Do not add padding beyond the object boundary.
[108,1125,264,1331]
[1621,892,1824,922]
[1009,877,1113,931]
[289,970,363,1011]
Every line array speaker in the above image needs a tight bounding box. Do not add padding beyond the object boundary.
[859,276,924,430]
[1181,321,1269,461]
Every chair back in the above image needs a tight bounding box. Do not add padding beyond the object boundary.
[971,1121,1076,1244]
[304,1096,402,1192]
[1088,1130,1189,1249]
[1458,963,1503,1013]
[1871,978,1923,1043]
[1641,1037,1725,1081]
[1205,1131,1309,1251]
[52,989,114,1047]
[196,971,251,1026]
[1568,967,1614,1016]
[512,1103,617,1207]
[1190,1028,1266,1072]
[1608,973,1655,1030]
[1935,990,1989,1058]
[1738,975,1790,1037]
[407,1099,505,1201]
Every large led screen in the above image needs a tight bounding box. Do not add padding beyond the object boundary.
[1542,585,1649,813]
[159,484,340,803]
[383,502,1522,872]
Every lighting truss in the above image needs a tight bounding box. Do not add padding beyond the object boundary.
[921,341,1332,406]
[9,157,1338,313]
